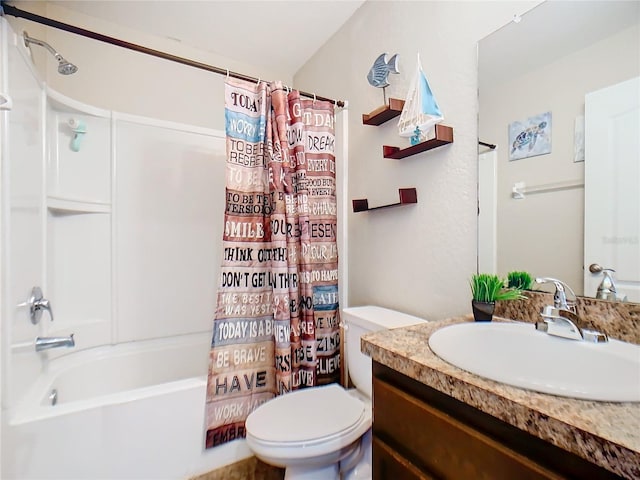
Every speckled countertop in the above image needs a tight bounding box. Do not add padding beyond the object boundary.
[361,315,640,480]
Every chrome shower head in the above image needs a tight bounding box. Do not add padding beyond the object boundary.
[56,56,78,75]
[23,31,78,75]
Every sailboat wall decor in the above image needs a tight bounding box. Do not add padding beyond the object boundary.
[398,54,444,145]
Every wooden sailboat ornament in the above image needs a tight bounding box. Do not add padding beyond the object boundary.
[398,54,443,145]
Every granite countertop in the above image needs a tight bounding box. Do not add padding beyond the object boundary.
[361,315,640,480]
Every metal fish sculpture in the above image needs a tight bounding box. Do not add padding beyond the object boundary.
[367,53,400,88]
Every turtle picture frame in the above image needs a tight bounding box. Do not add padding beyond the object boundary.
[508,111,552,161]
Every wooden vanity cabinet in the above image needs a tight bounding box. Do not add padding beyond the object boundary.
[372,362,622,480]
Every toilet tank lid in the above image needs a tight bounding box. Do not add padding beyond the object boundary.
[342,306,428,331]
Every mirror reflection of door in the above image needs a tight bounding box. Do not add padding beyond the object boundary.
[584,77,640,302]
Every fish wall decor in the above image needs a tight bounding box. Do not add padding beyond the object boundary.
[367,53,400,88]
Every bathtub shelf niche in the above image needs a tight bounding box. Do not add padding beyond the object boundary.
[352,188,417,212]
[362,98,405,126]
[382,124,454,159]
[47,196,111,214]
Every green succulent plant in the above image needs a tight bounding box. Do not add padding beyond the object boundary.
[507,271,534,290]
[470,273,526,303]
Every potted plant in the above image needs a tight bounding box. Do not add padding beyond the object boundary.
[507,271,534,291]
[470,273,525,321]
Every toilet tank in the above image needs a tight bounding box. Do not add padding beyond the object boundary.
[342,306,427,399]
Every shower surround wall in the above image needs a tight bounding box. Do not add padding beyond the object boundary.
[0,18,254,478]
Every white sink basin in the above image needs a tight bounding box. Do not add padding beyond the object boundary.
[428,321,640,402]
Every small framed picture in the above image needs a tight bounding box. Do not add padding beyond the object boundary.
[508,112,552,161]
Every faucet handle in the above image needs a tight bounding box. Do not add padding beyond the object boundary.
[25,287,54,324]
[534,277,577,312]
[591,267,619,301]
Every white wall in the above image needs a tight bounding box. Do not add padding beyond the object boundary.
[295,1,538,320]
[481,25,640,294]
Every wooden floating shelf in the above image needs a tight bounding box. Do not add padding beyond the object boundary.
[362,98,405,126]
[383,124,453,159]
[352,188,417,213]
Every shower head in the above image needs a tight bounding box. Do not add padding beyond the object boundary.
[56,58,78,76]
[23,31,78,75]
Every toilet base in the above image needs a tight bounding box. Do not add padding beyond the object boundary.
[284,463,339,480]
[342,429,372,480]
[276,429,372,480]
[256,441,358,480]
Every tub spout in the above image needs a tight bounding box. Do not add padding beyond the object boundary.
[35,334,75,352]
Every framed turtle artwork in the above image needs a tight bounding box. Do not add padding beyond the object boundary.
[508,111,552,161]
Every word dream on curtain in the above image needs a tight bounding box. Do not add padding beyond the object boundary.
[204,78,340,448]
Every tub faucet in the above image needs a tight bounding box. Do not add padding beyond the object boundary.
[35,334,75,352]
[534,278,607,343]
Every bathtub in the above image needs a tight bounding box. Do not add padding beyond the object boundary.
[2,332,252,479]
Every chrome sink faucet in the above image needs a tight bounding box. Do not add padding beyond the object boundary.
[534,278,607,343]
[535,277,576,312]
[35,334,75,352]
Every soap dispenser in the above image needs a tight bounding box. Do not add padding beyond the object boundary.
[596,269,617,301]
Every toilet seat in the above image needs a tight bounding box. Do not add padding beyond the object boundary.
[246,384,366,445]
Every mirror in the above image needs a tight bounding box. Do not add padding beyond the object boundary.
[478,0,640,302]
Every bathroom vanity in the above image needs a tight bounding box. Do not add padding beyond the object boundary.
[362,316,640,479]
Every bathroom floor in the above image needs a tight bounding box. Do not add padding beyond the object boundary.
[190,457,284,480]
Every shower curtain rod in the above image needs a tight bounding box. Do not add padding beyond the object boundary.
[1,2,345,107]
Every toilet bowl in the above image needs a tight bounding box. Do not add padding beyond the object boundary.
[244,306,427,480]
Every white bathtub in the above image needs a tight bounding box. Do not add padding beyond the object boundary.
[2,332,252,479]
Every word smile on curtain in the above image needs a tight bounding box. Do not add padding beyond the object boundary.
[204,78,340,448]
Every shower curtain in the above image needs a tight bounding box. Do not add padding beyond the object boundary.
[205,78,340,448]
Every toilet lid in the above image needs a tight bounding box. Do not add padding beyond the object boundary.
[246,384,365,443]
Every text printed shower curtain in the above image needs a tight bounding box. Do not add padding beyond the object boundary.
[205,79,340,448]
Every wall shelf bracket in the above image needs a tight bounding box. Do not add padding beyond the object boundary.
[383,124,453,159]
[362,98,405,126]
[352,188,417,212]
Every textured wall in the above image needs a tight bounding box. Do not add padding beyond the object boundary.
[295,1,539,320]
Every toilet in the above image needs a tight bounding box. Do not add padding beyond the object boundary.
[245,305,427,480]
